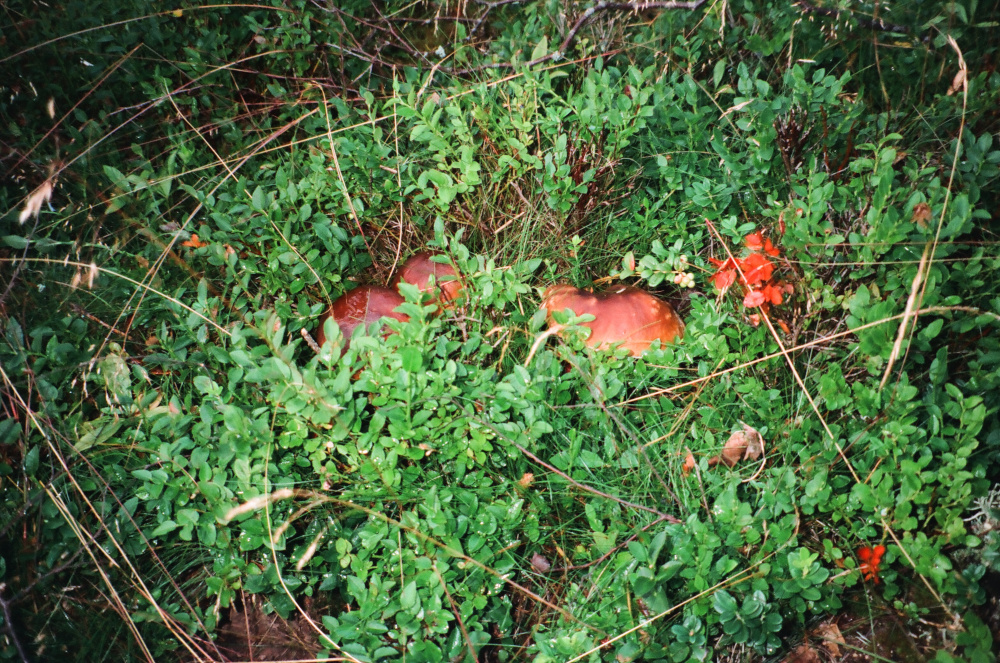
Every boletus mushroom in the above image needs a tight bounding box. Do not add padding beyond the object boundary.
[316,285,409,350]
[392,252,463,307]
[541,284,684,356]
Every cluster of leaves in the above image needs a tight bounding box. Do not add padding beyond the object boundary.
[708,231,791,314]
[3,0,1000,662]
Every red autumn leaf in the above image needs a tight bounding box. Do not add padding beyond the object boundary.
[711,268,737,291]
[743,289,766,307]
[181,233,207,248]
[740,253,774,285]
[745,232,764,250]
[761,283,783,305]
[681,451,696,476]
[709,256,738,270]
[763,238,780,257]
[857,545,886,583]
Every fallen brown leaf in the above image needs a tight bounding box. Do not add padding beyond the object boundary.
[530,553,551,573]
[743,425,764,460]
[19,179,54,224]
[947,69,966,96]
[812,620,845,658]
[709,425,764,467]
[783,644,821,663]
[911,202,932,228]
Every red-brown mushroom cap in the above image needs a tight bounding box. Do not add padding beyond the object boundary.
[541,284,684,356]
[316,285,409,350]
[392,252,463,307]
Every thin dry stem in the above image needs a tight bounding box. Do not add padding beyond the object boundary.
[880,242,931,389]
[231,489,604,634]
[616,306,1000,407]
[706,218,855,483]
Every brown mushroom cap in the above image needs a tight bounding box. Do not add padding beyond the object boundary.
[392,252,463,306]
[541,284,684,356]
[316,285,409,350]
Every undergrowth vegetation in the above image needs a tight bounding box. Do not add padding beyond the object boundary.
[2,0,1000,661]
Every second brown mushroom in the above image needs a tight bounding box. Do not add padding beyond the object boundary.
[314,252,464,352]
[315,285,409,350]
[541,284,684,356]
[391,251,464,308]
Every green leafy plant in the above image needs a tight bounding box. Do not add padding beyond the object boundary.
[2,1,1000,661]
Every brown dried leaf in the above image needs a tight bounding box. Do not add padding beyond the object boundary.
[911,202,932,229]
[518,472,534,489]
[742,425,764,461]
[720,434,744,467]
[812,620,845,658]
[783,644,821,663]
[717,425,763,467]
[19,179,54,224]
[947,69,967,96]
[530,553,551,573]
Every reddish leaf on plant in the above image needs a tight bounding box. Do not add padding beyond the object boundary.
[181,233,208,248]
[745,232,764,251]
[710,257,739,291]
[857,545,886,583]
[711,268,737,291]
[763,238,780,257]
[761,283,783,305]
[743,290,766,308]
[741,253,774,285]
[681,451,696,476]
[709,257,739,271]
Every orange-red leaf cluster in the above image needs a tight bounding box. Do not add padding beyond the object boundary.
[744,232,780,256]
[181,233,208,248]
[857,544,886,583]
[709,232,790,317]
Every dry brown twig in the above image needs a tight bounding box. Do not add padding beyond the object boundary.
[881,34,969,391]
